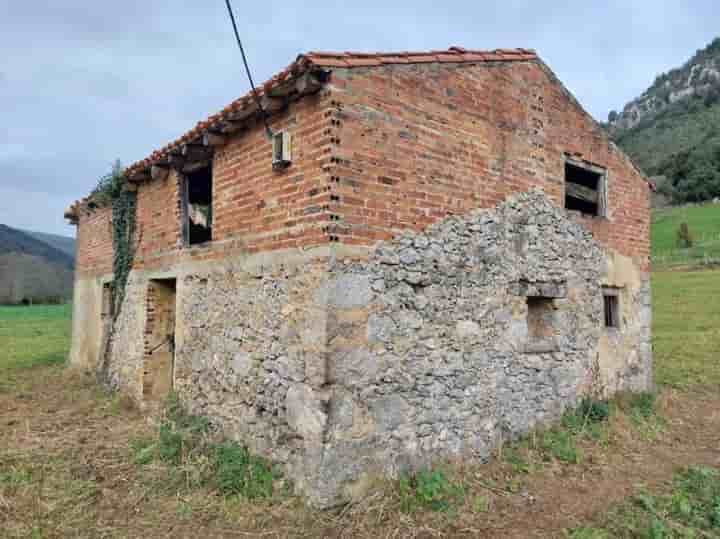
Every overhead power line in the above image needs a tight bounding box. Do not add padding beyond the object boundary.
[223,0,274,139]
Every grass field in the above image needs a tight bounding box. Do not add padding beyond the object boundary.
[0,304,71,391]
[652,270,720,388]
[651,202,720,267]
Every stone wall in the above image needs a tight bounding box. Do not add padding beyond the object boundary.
[93,190,651,508]
[308,189,651,505]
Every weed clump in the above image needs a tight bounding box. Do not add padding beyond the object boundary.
[210,441,276,499]
[398,469,465,513]
[569,466,720,537]
[129,392,281,500]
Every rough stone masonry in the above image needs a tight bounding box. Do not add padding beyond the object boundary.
[65,48,652,507]
[101,191,650,507]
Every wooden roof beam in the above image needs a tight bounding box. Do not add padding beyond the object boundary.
[203,132,227,147]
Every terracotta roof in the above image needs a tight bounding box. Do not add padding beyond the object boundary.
[121,47,537,180]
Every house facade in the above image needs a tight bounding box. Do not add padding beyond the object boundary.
[65,47,652,507]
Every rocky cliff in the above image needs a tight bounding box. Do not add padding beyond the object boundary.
[609,37,720,203]
[609,38,720,132]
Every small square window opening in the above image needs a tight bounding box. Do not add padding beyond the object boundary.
[527,296,555,339]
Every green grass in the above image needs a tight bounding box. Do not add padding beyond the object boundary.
[651,203,720,267]
[500,394,659,481]
[568,466,720,538]
[398,469,466,513]
[129,392,280,500]
[652,270,720,388]
[0,304,72,387]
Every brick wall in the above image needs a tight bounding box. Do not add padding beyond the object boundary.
[76,91,337,277]
[324,61,650,269]
[75,206,113,277]
[75,59,650,278]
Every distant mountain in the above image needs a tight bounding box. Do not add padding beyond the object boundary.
[23,230,76,258]
[0,224,74,304]
[608,37,720,204]
[0,225,74,270]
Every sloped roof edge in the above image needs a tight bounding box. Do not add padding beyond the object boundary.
[122,47,537,179]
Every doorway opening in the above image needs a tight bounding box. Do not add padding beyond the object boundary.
[143,278,177,401]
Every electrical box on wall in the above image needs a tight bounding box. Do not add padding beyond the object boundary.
[272,131,292,170]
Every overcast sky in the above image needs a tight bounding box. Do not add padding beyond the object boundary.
[1,1,718,237]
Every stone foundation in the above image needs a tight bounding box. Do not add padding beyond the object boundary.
[71,190,652,507]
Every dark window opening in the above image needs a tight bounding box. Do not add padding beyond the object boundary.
[603,289,620,328]
[527,297,555,339]
[564,161,605,216]
[101,282,114,318]
[184,164,212,245]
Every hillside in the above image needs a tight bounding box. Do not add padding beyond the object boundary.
[24,229,76,258]
[609,37,720,204]
[0,225,74,303]
[0,224,74,270]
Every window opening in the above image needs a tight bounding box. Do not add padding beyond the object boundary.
[602,288,620,328]
[564,160,606,216]
[184,163,212,245]
[527,297,555,339]
[272,131,292,170]
[101,282,114,318]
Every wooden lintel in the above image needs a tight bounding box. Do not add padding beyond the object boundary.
[295,71,324,94]
[566,156,606,176]
[260,95,285,113]
[127,172,148,183]
[167,153,186,170]
[182,160,211,174]
[151,164,169,181]
[202,132,227,147]
[566,182,599,204]
[226,104,258,123]
[181,144,212,162]
[217,114,255,134]
[266,80,297,98]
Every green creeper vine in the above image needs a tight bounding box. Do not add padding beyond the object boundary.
[93,160,137,320]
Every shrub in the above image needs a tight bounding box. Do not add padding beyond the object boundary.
[676,222,694,248]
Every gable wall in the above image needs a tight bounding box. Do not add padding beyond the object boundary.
[325,61,650,270]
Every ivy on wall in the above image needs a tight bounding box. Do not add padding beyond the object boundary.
[92,160,137,319]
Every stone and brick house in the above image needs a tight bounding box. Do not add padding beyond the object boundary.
[65,47,653,507]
